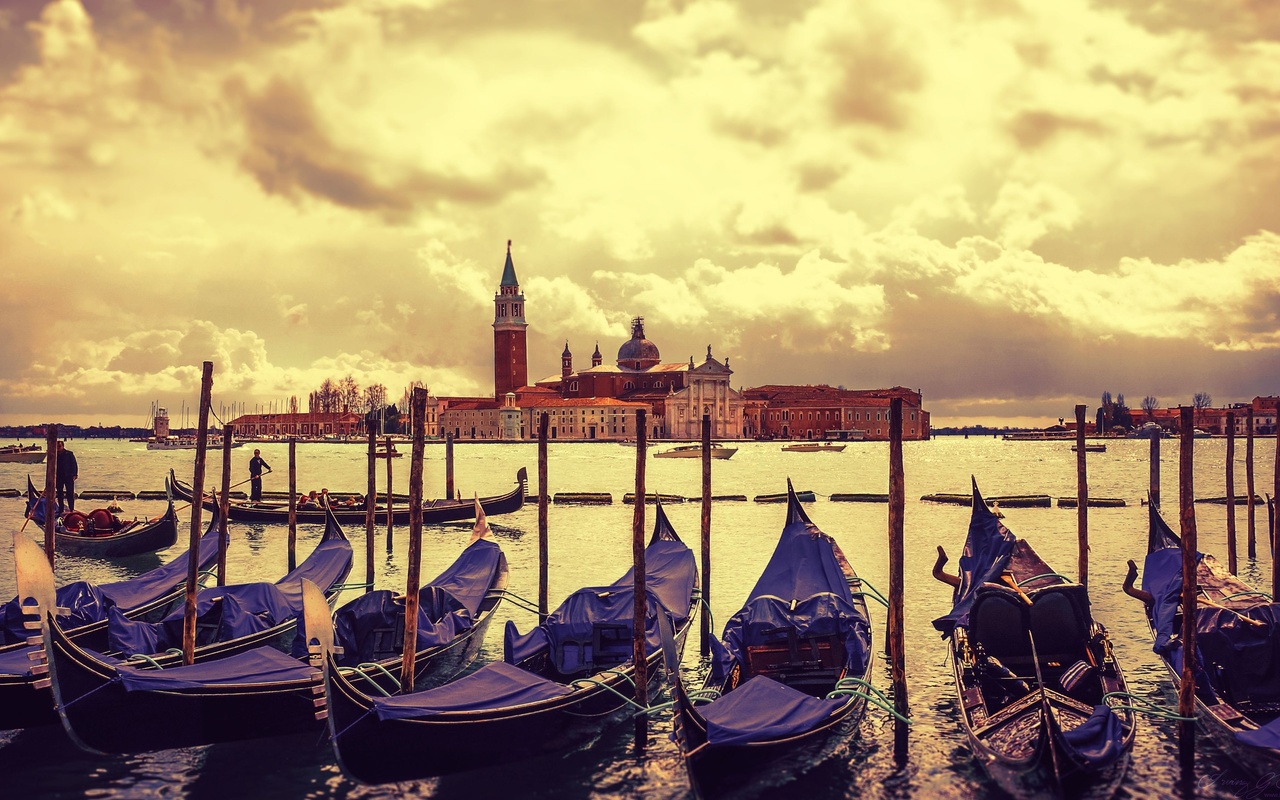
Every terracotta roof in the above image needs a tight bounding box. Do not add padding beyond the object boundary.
[519,397,649,409]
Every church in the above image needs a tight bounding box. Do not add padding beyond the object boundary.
[433,242,746,441]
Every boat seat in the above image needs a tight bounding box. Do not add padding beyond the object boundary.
[970,587,1031,668]
[745,627,845,696]
[1028,585,1091,669]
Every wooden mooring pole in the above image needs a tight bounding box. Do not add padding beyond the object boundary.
[401,388,428,693]
[1272,420,1279,600]
[218,423,233,586]
[446,433,455,501]
[1150,429,1161,508]
[701,413,712,659]
[42,424,58,568]
[632,409,649,748]
[385,436,394,553]
[1226,412,1237,575]
[1246,407,1256,559]
[538,413,549,617]
[365,426,376,593]
[182,361,214,666]
[288,437,297,572]
[1075,404,1089,586]
[1177,406,1198,782]
[888,397,909,757]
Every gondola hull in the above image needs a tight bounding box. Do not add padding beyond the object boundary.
[326,619,690,785]
[26,476,181,558]
[168,468,526,525]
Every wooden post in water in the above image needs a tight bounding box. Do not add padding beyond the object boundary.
[1150,429,1161,508]
[632,409,649,747]
[888,397,909,756]
[538,413,549,618]
[42,424,58,567]
[1226,412,1237,575]
[287,437,298,572]
[1272,420,1279,600]
[700,413,712,658]
[445,433,455,501]
[385,436,394,553]
[218,423,233,586]
[1177,406,1198,781]
[182,361,214,667]
[365,427,376,593]
[401,388,428,693]
[1075,404,1089,586]
[1247,407,1256,559]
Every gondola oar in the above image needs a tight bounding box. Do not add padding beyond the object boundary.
[1027,625,1065,797]
[151,475,255,522]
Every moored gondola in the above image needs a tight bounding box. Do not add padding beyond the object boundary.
[0,498,225,731]
[168,467,527,525]
[666,481,875,799]
[314,501,697,785]
[933,479,1134,798]
[1125,501,1280,779]
[29,503,353,754]
[25,475,180,558]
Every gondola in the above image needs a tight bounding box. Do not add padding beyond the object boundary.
[168,467,527,525]
[26,502,353,755]
[17,502,504,754]
[666,481,874,799]
[25,475,180,558]
[315,501,697,785]
[1125,501,1280,779]
[0,497,225,731]
[932,479,1135,798]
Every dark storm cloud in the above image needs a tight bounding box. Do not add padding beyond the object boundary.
[228,76,543,221]
[1007,110,1108,150]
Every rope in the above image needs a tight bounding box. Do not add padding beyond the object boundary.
[58,675,123,710]
[854,578,889,608]
[1017,573,1073,587]
[826,677,912,724]
[330,707,376,742]
[124,653,168,669]
[338,663,400,696]
[1219,591,1273,602]
[491,590,542,616]
[330,582,374,592]
[1100,691,1197,721]
[569,675,652,711]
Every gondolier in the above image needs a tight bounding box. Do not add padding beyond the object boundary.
[248,449,272,501]
[56,440,78,512]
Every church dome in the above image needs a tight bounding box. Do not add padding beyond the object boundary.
[617,317,661,369]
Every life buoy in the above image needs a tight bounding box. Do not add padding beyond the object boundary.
[63,511,89,532]
[89,509,115,532]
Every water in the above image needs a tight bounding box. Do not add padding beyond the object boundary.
[1,436,1277,799]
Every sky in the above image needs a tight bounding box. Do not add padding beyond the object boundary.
[1,0,1278,429]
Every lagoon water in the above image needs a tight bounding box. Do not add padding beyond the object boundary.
[1,435,1277,799]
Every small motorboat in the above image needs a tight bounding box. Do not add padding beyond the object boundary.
[654,444,737,460]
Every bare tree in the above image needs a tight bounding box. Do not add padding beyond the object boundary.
[1142,395,1158,420]
[338,375,361,414]
[1193,391,1213,429]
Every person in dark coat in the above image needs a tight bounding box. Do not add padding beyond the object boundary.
[248,449,272,502]
[55,440,78,512]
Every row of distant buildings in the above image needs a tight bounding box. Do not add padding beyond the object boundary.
[1120,397,1278,436]
[229,242,930,443]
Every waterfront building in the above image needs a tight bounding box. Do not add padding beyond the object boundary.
[228,411,362,438]
[742,385,930,441]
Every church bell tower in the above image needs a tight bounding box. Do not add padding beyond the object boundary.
[493,240,529,399]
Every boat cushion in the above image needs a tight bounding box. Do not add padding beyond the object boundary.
[1028,585,1091,667]
[969,588,1030,664]
[699,674,845,747]
[1058,705,1126,770]
[371,661,571,721]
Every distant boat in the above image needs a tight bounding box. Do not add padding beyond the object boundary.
[654,444,737,460]
[145,436,243,451]
[0,444,45,464]
[1071,443,1106,453]
[781,442,846,453]
[1127,422,1164,439]
[1002,432,1073,441]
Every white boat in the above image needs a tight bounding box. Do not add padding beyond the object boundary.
[653,443,737,459]
[781,442,847,453]
[0,444,45,463]
[145,437,244,451]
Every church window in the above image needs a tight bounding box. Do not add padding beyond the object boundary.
[625,381,634,391]
[570,381,578,392]
[655,381,663,389]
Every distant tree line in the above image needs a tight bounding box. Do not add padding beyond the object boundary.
[1097,390,1214,432]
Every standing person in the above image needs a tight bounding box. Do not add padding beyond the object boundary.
[248,449,272,502]
[55,440,78,512]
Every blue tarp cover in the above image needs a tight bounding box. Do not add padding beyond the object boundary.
[331,537,503,666]
[1235,715,1280,751]
[116,645,314,691]
[504,537,695,671]
[709,502,870,685]
[97,518,224,611]
[0,646,36,678]
[372,661,571,721]
[932,483,1016,637]
[1059,705,1125,769]
[1141,546,1197,654]
[699,675,844,747]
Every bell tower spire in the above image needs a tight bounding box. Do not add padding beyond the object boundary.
[493,239,529,399]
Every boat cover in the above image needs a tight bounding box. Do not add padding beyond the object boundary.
[504,536,695,671]
[0,646,38,678]
[106,531,352,657]
[371,661,571,721]
[932,481,1017,637]
[1141,546,1198,654]
[698,674,845,747]
[1058,705,1126,769]
[115,645,314,692]
[1235,715,1280,751]
[708,494,869,685]
[0,518,224,646]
